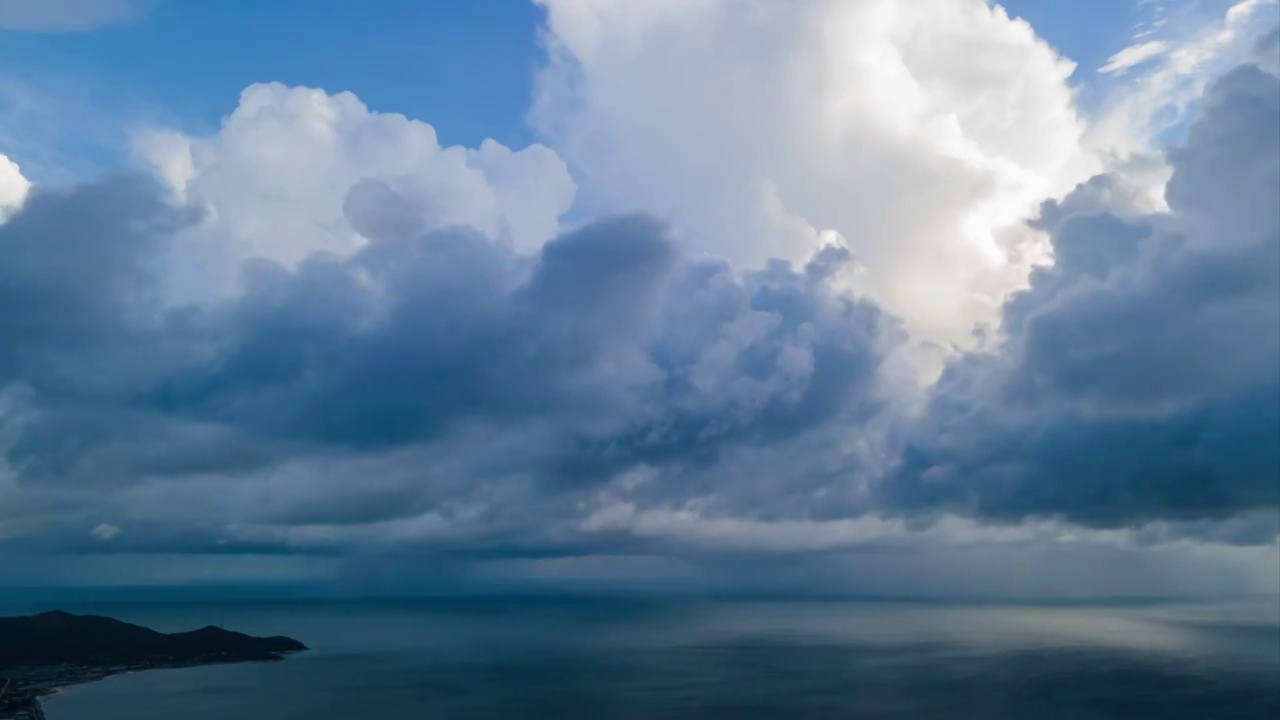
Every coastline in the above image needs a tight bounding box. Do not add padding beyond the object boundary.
[1,610,307,720]
[0,693,43,720]
[2,668,119,720]
[3,655,298,720]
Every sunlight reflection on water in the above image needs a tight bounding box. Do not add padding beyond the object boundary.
[32,597,1280,720]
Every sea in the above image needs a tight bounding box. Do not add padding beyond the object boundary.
[7,595,1278,719]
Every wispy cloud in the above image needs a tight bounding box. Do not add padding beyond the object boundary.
[0,0,156,33]
[1089,0,1279,157]
[1100,40,1171,75]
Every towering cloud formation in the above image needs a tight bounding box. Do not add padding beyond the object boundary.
[532,0,1094,356]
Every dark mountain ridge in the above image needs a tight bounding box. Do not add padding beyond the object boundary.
[0,610,306,668]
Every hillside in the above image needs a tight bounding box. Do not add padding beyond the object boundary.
[0,610,306,669]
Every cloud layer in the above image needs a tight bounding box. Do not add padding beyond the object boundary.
[0,6,1277,595]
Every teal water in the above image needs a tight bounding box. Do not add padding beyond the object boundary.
[14,597,1280,719]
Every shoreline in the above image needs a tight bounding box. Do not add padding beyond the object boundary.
[0,694,44,720]
[3,654,301,720]
[1,610,306,720]
[3,671,110,720]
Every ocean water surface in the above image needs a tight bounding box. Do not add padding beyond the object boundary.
[17,597,1280,719]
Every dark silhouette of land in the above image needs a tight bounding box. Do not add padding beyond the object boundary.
[0,611,305,719]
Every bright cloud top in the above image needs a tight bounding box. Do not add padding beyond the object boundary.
[532,0,1097,361]
[136,83,576,304]
[0,152,27,218]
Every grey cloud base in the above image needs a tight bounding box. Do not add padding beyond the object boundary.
[0,174,899,553]
[1,50,1278,558]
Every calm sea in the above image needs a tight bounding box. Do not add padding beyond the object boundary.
[11,596,1278,719]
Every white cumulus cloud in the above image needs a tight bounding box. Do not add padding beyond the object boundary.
[136,83,576,303]
[0,152,28,219]
[531,0,1097,363]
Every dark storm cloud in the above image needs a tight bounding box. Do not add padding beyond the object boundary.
[0,175,225,484]
[150,211,675,449]
[543,249,894,485]
[1253,25,1279,73]
[881,59,1280,529]
[0,173,897,537]
[0,176,188,386]
[1,50,1278,557]
[148,198,891,471]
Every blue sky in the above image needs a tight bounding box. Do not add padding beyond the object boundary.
[0,1,1276,597]
[0,1,542,159]
[1,0,1267,179]
[0,0,1204,177]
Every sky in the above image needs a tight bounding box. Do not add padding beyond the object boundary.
[0,0,1277,600]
